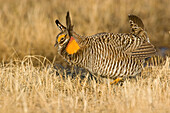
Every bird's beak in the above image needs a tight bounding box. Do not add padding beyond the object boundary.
[54,42,57,47]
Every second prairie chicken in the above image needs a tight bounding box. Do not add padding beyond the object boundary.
[54,12,156,83]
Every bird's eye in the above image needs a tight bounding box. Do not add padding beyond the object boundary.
[60,37,66,44]
[58,34,66,44]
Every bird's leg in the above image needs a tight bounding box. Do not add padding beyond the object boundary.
[110,77,123,85]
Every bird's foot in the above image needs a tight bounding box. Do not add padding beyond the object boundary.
[110,77,123,85]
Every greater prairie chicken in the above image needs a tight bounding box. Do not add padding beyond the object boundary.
[54,12,156,83]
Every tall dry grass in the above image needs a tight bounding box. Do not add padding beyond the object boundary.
[0,0,169,62]
[0,56,169,113]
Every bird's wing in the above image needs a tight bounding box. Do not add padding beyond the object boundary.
[126,41,156,59]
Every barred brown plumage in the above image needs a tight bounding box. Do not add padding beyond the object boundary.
[54,12,156,83]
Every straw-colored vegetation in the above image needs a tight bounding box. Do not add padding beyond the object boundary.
[0,0,170,113]
[0,0,169,62]
[0,56,169,113]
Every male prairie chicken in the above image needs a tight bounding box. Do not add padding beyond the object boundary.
[54,12,156,84]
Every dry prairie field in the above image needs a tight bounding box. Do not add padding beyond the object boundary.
[0,0,170,113]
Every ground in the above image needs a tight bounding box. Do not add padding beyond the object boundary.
[0,56,169,113]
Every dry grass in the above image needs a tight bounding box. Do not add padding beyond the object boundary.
[0,56,169,113]
[0,0,170,113]
[0,0,170,62]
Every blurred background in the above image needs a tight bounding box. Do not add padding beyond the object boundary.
[0,0,169,65]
